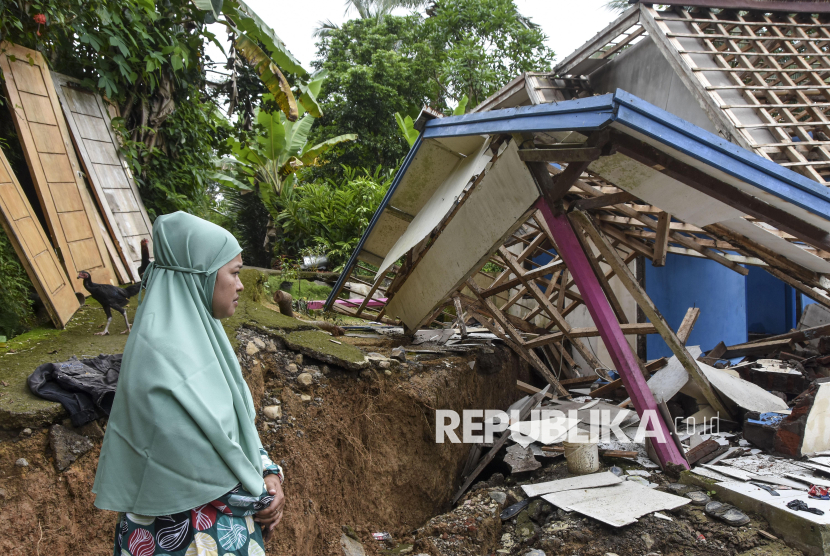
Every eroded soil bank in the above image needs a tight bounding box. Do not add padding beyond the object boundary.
[0,319,528,555]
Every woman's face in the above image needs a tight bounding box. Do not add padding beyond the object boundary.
[212,254,244,319]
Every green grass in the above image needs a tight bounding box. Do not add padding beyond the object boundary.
[264,275,332,301]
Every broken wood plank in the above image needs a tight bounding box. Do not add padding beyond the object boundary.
[590,378,624,399]
[686,438,725,466]
[517,380,556,399]
[746,322,830,345]
[721,338,793,359]
[571,191,637,211]
[452,294,467,338]
[569,209,734,422]
[524,323,658,349]
[452,385,550,504]
[645,357,669,373]
[560,376,599,386]
[677,307,701,346]
[653,212,671,267]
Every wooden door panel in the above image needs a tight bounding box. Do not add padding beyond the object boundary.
[40,153,75,182]
[62,86,99,116]
[48,181,85,212]
[16,216,48,254]
[94,163,131,189]
[0,149,78,327]
[0,183,28,220]
[51,71,154,282]
[9,58,48,94]
[103,188,140,213]
[30,122,65,153]
[18,92,56,125]
[74,114,110,141]
[0,43,116,292]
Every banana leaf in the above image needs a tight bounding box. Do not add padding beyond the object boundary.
[191,0,222,18]
[394,113,419,147]
[298,69,327,118]
[255,109,287,160]
[228,0,307,76]
[284,114,315,160]
[235,33,298,121]
[300,134,357,166]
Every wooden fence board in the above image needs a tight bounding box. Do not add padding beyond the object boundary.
[0,148,79,327]
[51,72,152,282]
[0,43,116,293]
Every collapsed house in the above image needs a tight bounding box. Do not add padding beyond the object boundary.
[0,42,154,328]
[324,1,830,552]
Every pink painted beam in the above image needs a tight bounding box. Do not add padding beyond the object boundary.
[536,199,688,470]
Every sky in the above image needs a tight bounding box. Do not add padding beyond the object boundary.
[206,0,621,75]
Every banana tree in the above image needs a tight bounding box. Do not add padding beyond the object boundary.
[191,0,323,121]
[211,95,356,250]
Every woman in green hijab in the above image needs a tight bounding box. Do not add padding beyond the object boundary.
[93,212,285,556]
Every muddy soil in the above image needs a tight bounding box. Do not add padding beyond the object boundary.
[0,326,530,555]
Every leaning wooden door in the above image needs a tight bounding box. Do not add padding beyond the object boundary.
[52,72,153,283]
[0,43,117,294]
[0,148,79,327]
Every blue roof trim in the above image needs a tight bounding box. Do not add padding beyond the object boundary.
[323,134,424,310]
[613,89,830,217]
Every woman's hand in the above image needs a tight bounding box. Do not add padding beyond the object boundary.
[255,474,284,542]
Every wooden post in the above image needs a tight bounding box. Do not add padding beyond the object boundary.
[569,209,734,421]
[536,200,688,470]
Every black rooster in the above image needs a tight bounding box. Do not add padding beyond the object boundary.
[77,271,140,335]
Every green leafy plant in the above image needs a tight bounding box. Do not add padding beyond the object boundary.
[0,227,34,338]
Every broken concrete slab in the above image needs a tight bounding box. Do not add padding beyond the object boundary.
[542,480,689,527]
[522,471,622,498]
[684,472,830,556]
[697,361,787,413]
[283,331,369,371]
[49,424,93,471]
[504,444,541,474]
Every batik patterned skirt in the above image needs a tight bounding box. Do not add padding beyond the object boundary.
[113,449,283,556]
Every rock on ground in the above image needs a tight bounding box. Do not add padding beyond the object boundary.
[49,424,93,471]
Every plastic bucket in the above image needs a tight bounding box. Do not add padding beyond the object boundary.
[563,440,599,475]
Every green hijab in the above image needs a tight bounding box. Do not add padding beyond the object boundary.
[93,211,264,515]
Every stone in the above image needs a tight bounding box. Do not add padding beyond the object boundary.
[246,341,259,355]
[295,354,303,365]
[287,363,298,374]
[340,533,366,556]
[489,491,507,505]
[321,365,330,375]
[641,533,654,550]
[359,369,376,381]
[390,347,406,362]
[263,405,282,420]
[0,487,6,499]
[297,373,314,387]
[384,370,392,376]
[14,458,27,467]
[265,340,277,353]
[378,361,391,370]
[301,394,312,402]
[19,428,31,438]
[528,500,553,524]
[525,551,546,556]
[253,337,266,349]
[514,510,538,540]
[49,424,93,471]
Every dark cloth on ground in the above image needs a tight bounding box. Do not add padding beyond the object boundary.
[28,354,122,427]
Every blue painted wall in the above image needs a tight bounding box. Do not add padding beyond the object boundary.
[745,266,796,335]
[645,254,747,358]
